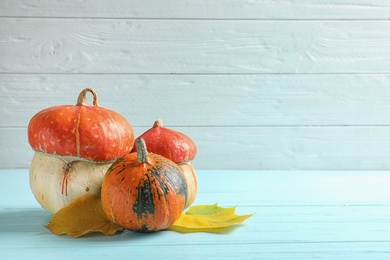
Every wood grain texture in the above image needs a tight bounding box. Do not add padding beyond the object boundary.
[1,0,390,19]
[1,2,390,170]
[2,74,390,128]
[1,19,390,73]
[5,126,390,170]
[1,170,390,258]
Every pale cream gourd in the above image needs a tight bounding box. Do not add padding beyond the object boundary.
[30,152,112,214]
[177,161,198,208]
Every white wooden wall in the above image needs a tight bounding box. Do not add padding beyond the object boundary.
[1,1,390,170]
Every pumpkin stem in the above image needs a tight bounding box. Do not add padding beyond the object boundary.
[77,88,99,106]
[136,138,151,164]
[153,119,164,128]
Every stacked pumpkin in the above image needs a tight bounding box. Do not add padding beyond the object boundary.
[27,88,198,232]
[132,119,198,209]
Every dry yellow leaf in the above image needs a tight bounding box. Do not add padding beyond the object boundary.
[45,194,123,238]
[168,204,253,233]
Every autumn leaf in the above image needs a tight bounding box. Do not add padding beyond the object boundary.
[45,195,123,238]
[168,204,253,233]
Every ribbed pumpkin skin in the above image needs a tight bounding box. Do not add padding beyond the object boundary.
[101,153,188,232]
[28,105,134,162]
[27,88,135,162]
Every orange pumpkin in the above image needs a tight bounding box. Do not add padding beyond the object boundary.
[101,138,187,232]
[28,88,134,161]
[133,119,197,163]
[134,119,197,208]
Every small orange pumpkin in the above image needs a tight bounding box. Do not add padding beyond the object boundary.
[133,119,197,163]
[101,138,188,232]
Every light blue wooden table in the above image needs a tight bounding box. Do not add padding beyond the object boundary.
[1,170,390,259]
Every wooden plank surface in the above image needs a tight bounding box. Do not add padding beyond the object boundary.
[2,74,390,128]
[1,0,390,19]
[5,126,390,170]
[1,19,390,74]
[1,170,390,259]
[2,2,390,171]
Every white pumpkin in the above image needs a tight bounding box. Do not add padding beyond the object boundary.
[178,162,198,208]
[30,152,112,214]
